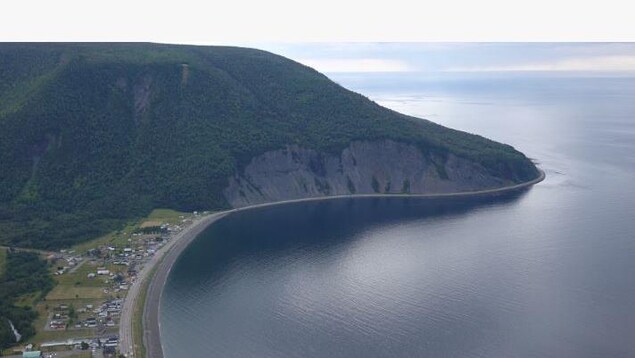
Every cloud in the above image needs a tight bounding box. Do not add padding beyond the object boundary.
[445,55,635,72]
[298,58,415,73]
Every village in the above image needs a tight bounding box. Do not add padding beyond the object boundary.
[7,210,200,358]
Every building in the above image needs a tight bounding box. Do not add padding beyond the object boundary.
[103,346,116,357]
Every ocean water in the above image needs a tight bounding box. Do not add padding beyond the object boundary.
[161,74,635,357]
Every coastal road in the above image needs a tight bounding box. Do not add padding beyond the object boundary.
[142,213,228,358]
[131,169,545,358]
[118,214,225,357]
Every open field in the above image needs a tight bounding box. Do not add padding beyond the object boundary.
[147,208,188,222]
[140,220,162,228]
[140,209,189,228]
[46,286,107,300]
[30,328,98,346]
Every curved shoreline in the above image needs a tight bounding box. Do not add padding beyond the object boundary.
[127,170,545,358]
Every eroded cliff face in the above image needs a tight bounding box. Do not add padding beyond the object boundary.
[224,140,511,207]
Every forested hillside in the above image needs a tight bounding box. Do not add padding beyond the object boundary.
[0,43,539,249]
[0,250,54,350]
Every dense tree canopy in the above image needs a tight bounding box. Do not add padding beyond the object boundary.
[0,43,539,249]
[0,251,54,350]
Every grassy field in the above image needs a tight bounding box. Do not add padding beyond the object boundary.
[141,208,190,228]
[140,220,162,228]
[46,286,107,300]
[146,208,187,222]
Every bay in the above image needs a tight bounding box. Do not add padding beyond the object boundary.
[161,74,635,358]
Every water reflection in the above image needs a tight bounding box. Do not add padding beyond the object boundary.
[162,75,635,358]
[170,191,529,285]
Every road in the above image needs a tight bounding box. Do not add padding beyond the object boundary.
[118,213,226,357]
[125,169,545,357]
[67,258,85,274]
[0,245,55,256]
[142,213,228,358]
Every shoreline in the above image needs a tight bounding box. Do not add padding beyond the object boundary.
[118,212,228,357]
[125,169,545,358]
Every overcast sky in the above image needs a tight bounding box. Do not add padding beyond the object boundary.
[255,43,635,74]
[2,1,635,74]
[1,0,633,43]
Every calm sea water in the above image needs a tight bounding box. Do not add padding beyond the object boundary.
[161,74,635,357]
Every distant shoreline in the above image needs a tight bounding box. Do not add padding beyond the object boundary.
[228,169,546,210]
[131,169,545,358]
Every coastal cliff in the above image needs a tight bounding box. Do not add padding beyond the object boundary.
[0,43,539,248]
[225,140,510,207]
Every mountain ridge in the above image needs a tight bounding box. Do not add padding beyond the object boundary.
[0,43,539,249]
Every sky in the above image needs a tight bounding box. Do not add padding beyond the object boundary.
[2,1,635,75]
[257,43,635,74]
[1,0,633,43]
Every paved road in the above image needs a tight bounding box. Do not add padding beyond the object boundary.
[130,170,546,357]
[143,213,228,358]
[118,214,225,357]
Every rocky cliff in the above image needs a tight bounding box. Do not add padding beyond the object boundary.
[224,140,510,207]
[0,43,538,248]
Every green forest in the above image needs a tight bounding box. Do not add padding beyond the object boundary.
[0,43,539,249]
[0,251,54,351]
